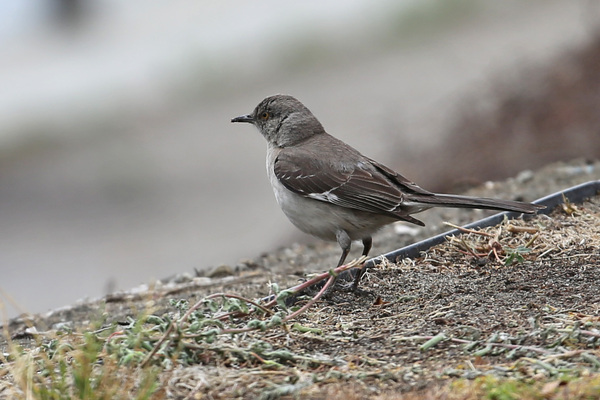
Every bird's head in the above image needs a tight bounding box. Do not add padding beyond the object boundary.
[231,94,324,147]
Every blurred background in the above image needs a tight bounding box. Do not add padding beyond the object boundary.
[1,0,599,318]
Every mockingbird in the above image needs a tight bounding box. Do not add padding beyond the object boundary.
[232,94,544,286]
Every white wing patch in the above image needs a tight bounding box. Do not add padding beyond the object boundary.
[278,172,317,192]
[386,203,401,212]
[280,173,315,180]
[308,191,339,202]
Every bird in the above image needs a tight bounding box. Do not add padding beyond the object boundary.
[231,94,544,288]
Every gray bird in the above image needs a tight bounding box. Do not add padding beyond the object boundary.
[232,95,543,285]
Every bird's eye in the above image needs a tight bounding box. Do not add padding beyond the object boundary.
[260,112,270,120]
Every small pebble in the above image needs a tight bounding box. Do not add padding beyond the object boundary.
[207,264,234,278]
[52,321,73,331]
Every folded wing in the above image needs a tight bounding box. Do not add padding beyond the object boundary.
[274,146,428,226]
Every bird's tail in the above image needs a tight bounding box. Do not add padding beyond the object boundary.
[406,193,544,214]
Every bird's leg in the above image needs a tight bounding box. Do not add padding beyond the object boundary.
[352,236,372,290]
[324,232,372,296]
[335,230,352,268]
[316,231,352,296]
[361,236,372,257]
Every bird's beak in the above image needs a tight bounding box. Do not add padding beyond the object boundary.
[231,114,254,123]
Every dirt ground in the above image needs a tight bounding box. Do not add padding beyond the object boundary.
[1,159,599,399]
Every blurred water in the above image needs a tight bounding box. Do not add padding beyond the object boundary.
[0,0,591,318]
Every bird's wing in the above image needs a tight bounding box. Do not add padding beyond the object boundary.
[363,156,434,196]
[274,146,426,226]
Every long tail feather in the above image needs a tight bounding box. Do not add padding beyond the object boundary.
[407,193,544,214]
